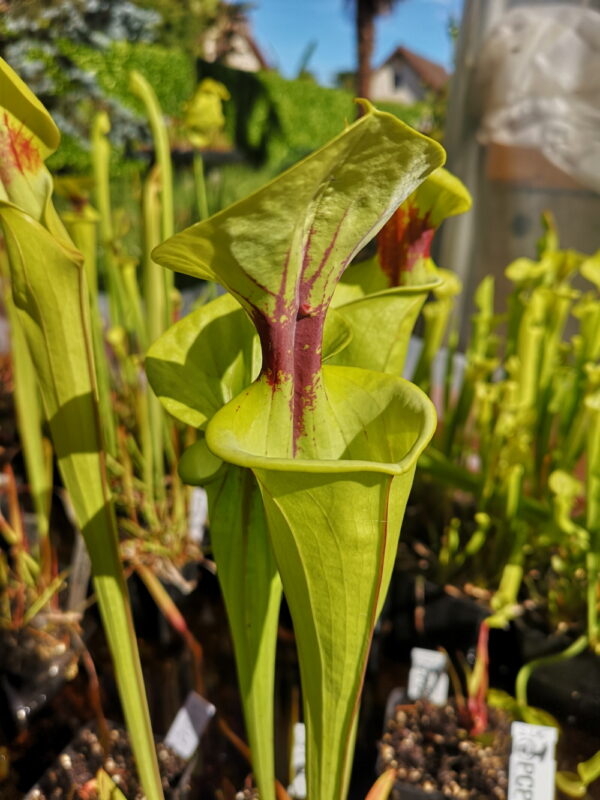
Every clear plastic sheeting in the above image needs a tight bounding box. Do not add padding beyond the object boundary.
[475,5,600,192]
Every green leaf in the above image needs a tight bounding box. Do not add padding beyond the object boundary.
[485,688,560,731]
[0,200,163,800]
[0,57,163,800]
[178,436,224,485]
[556,771,588,798]
[330,282,437,374]
[0,68,68,243]
[153,105,444,313]
[411,166,473,228]
[329,168,469,377]
[206,366,436,800]
[580,250,600,290]
[365,769,396,800]
[97,768,128,800]
[152,103,444,800]
[0,58,60,152]
[149,290,343,800]
[520,705,560,729]
[486,688,520,715]
[147,289,282,799]
[146,293,352,430]
[206,467,282,800]
[4,290,52,575]
[153,106,444,457]
[146,293,260,429]
[578,749,600,788]
[336,255,391,300]
[0,58,60,224]
[374,166,471,287]
[549,469,584,502]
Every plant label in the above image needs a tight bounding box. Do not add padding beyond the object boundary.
[407,647,449,705]
[188,487,208,544]
[508,721,558,800]
[288,722,306,799]
[383,687,407,730]
[164,691,215,760]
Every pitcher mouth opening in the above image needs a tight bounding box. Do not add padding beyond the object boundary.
[205,367,437,477]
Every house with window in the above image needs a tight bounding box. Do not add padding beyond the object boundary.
[202,16,270,73]
[370,46,449,104]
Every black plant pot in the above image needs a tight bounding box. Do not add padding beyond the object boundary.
[377,571,488,659]
[0,627,79,738]
[375,570,591,699]
[527,648,600,733]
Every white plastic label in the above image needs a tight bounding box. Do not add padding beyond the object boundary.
[383,687,406,730]
[407,647,449,705]
[287,722,306,799]
[508,722,558,800]
[164,691,215,759]
[188,487,208,545]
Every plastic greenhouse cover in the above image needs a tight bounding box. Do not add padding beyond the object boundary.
[475,4,600,193]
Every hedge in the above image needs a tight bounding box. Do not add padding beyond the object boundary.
[197,60,430,171]
[45,44,430,180]
[63,40,195,118]
[47,40,195,172]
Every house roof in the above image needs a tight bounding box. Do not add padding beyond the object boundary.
[238,21,270,70]
[379,46,449,91]
[203,15,270,72]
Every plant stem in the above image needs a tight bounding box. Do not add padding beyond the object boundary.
[586,394,600,650]
[515,635,588,707]
[63,200,118,458]
[194,152,209,221]
[135,562,205,694]
[129,70,174,331]
[420,448,549,524]
[141,166,167,502]
[4,291,52,581]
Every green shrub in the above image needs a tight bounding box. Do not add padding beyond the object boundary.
[375,99,432,128]
[197,60,439,173]
[63,40,195,118]
[197,61,432,170]
[44,40,195,173]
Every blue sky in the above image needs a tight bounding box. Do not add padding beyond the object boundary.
[248,0,464,86]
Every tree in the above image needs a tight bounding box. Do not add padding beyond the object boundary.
[0,0,161,167]
[134,0,219,57]
[347,0,405,99]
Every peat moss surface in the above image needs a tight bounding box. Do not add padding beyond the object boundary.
[235,789,259,800]
[28,723,186,799]
[377,700,510,799]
